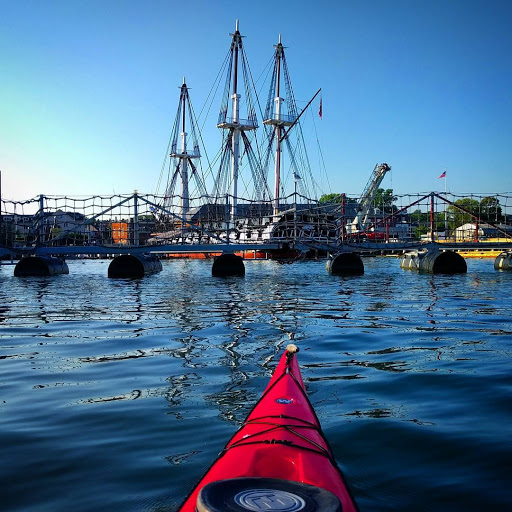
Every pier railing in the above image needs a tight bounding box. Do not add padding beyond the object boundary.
[1,191,511,256]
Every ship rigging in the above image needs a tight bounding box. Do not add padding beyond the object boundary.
[152,21,339,246]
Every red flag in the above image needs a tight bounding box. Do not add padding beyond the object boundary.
[438,171,446,179]
[318,98,322,119]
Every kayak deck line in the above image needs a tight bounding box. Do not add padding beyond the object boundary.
[224,415,334,458]
[176,344,359,512]
[223,346,338,459]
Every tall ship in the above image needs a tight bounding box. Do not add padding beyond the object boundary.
[150,21,337,248]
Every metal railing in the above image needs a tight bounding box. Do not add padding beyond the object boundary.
[263,113,297,124]
[1,191,511,257]
[216,115,258,129]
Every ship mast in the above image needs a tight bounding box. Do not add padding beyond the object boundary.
[164,77,205,221]
[263,35,297,215]
[216,20,259,222]
[180,77,190,218]
[231,20,241,221]
[274,35,283,215]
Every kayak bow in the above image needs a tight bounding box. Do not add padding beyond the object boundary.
[177,344,358,512]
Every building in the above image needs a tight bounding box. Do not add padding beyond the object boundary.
[455,223,512,241]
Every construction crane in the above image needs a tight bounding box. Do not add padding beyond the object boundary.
[347,163,391,234]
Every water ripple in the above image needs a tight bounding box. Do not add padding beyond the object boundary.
[0,258,511,511]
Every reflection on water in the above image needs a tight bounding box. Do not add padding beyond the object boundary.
[0,258,511,511]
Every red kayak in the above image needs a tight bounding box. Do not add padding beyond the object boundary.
[177,345,359,512]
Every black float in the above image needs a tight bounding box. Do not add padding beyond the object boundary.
[494,251,512,270]
[326,252,364,275]
[212,253,245,277]
[401,249,467,274]
[108,254,162,278]
[14,256,69,277]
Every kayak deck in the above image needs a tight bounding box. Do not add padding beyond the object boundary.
[176,345,358,512]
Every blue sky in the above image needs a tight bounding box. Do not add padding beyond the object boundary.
[1,0,511,202]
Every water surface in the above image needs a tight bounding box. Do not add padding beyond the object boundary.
[1,257,511,511]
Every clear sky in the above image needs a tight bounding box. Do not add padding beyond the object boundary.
[1,0,511,202]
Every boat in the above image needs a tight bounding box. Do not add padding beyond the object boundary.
[150,22,339,252]
[176,344,359,512]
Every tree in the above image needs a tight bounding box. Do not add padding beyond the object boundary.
[446,197,503,230]
[447,198,479,229]
[319,193,342,203]
[318,194,357,204]
[410,208,446,239]
[480,196,503,222]
[411,209,425,224]
[373,188,397,214]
